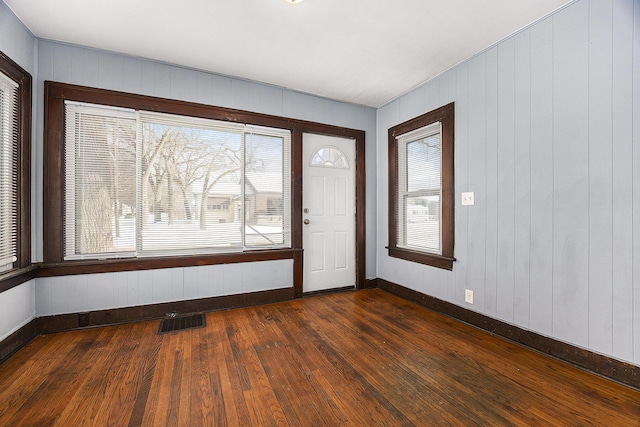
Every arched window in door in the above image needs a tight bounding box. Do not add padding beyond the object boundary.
[309,146,349,169]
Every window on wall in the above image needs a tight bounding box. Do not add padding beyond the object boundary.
[388,103,454,270]
[63,101,291,260]
[0,52,31,275]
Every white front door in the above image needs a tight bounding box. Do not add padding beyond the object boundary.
[302,133,356,293]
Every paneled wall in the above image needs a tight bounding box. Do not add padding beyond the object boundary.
[35,261,292,316]
[377,0,640,365]
[0,281,34,341]
[0,1,36,341]
[0,1,34,72]
[34,40,377,269]
[32,39,376,316]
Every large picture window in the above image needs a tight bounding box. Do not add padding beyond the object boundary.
[0,52,31,276]
[64,102,291,260]
[44,81,366,290]
[388,103,454,270]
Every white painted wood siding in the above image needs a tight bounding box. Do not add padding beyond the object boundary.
[35,260,293,316]
[377,0,640,365]
[26,28,377,317]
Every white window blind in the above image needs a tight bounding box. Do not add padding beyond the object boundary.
[65,102,137,259]
[0,71,18,272]
[244,125,291,248]
[64,102,291,260]
[396,121,442,254]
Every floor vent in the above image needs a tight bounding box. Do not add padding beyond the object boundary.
[158,313,206,335]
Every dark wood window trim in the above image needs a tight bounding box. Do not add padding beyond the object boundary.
[36,249,300,277]
[44,81,365,293]
[0,51,32,290]
[387,103,454,270]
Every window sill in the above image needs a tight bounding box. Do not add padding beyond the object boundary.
[387,246,454,271]
[0,265,39,293]
[38,248,300,277]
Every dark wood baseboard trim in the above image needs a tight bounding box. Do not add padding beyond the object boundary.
[363,278,379,289]
[6,278,638,391]
[2,287,293,364]
[0,319,37,364]
[35,287,294,334]
[377,278,640,390]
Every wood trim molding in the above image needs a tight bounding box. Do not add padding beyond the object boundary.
[363,278,378,289]
[35,287,294,334]
[354,131,366,290]
[36,249,300,277]
[377,278,640,390]
[0,265,38,293]
[386,247,455,271]
[0,319,36,364]
[291,129,304,297]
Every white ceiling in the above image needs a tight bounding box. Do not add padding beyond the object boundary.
[5,0,573,107]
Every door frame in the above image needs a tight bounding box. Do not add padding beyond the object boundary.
[301,133,356,293]
[292,124,365,298]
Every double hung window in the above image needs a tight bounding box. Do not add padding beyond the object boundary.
[396,122,443,253]
[388,103,454,270]
[0,52,30,275]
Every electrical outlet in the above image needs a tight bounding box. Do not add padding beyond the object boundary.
[78,312,89,327]
[465,289,474,304]
[461,192,474,206]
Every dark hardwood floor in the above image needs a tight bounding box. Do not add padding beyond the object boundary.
[1,289,638,426]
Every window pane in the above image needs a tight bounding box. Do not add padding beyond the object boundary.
[310,146,349,169]
[65,108,137,257]
[0,72,18,270]
[397,127,442,254]
[140,122,243,253]
[65,102,291,259]
[404,194,440,253]
[245,133,285,247]
[407,133,440,192]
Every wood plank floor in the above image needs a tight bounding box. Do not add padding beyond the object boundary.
[1,289,638,426]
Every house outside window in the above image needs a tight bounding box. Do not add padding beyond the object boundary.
[64,101,291,260]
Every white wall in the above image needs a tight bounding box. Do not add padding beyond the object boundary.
[377,0,640,365]
[0,281,35,341]
[34,40,377,274]
[0,1,34,73]
[0,1,37,340]
[31,39,376,315]
[35,260,292,316]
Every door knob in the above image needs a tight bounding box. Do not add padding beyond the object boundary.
[303,219,310,225]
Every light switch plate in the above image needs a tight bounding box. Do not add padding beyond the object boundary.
[461,192,474,206]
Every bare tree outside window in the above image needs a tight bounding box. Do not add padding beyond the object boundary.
[65,103,290,259]
[69,112,136,255]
